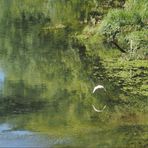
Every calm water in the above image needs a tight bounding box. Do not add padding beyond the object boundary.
[0,0,148,147]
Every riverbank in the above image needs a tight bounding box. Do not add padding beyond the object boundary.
[75,24,148,112]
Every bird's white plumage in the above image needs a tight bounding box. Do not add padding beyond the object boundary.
[92,105,106,112]
[92,84,107,112]
[92,85,106,93]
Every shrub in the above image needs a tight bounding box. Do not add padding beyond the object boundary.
[99,0,148,57]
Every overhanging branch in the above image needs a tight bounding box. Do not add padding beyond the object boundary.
[111,40,127,53]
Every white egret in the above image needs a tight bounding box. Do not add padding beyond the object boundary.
[92,85,106,93]
[92,84,107,112]
[92,105,106,112]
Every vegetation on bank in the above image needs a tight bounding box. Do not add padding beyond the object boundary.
[99,0,148,57]
[0,1,148,147]
[0,0,147,111]
[76,0,148,100]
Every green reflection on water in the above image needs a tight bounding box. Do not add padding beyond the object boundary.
[0,0,148,147]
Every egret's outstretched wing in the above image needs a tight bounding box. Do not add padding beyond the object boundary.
[92,86,97,93]
[92,85,106,93]
[92,105,106,112]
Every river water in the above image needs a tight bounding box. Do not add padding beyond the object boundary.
[0,0,148,147]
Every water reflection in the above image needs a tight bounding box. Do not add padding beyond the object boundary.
[0,0,147,147]
[0,71,5,94]
[0,71,5,82]
[0,122,71,147]
[0,123,12,132]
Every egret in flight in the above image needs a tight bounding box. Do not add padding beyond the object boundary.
[93,84,106,93]
[92,105,106,112]
[92,84,107,112]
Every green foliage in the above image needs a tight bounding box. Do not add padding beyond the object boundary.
[0,1,148,147]
[1,0,94,26]
[126,30,148,52]
[102,57,148,97]
[97,0,125,7]
[99,0,148,58]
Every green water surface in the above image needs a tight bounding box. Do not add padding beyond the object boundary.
[0,0,147,147]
